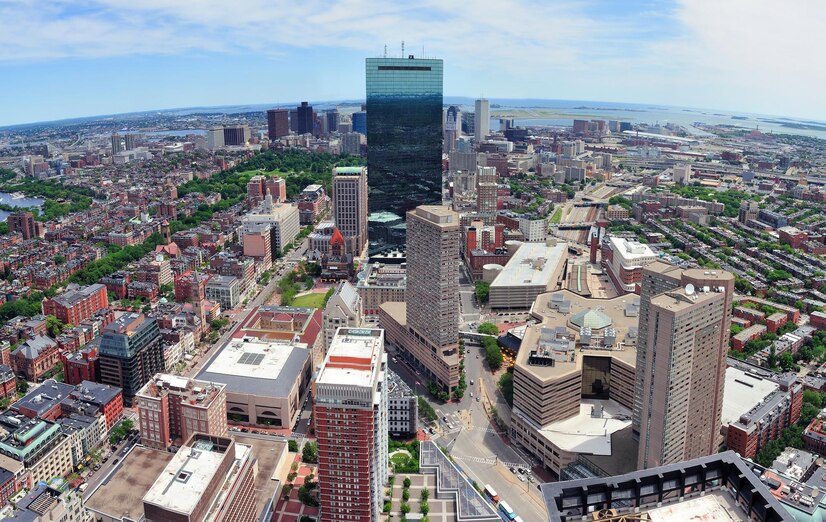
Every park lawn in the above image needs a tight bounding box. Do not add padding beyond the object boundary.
[550,207,563,224]
[291,292,328,308]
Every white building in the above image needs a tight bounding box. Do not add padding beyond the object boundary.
[519,216,548,242]
[606,236,658,293]
[673,163,692,185]
[322,281,362,351]
[242,194,301,254]
[205,275,242,311]
[489,241,568,310]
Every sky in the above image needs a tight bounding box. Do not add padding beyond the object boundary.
[1,0,825,127]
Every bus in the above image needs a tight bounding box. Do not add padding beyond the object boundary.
[484,484,499,503]
[498,500,516,520]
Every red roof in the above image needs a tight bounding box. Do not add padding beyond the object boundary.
[330,227,345,247]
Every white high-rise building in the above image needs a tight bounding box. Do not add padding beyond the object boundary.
[474,98,490,142]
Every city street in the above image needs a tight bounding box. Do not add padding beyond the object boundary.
[388,288,549,521]
[186,237,308,377]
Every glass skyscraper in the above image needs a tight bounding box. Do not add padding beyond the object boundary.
[365,57,443,252]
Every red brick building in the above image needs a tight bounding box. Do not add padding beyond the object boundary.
[63,346,99,386]
[725,369,802,459]
[174,271,210,302]
[11,336,60,382]
[778,226,808,249]
[0,365,16,401]
[42,283,108,326]
[70,381,124,429]
[766,312,788,333]
[135,374,227,451]
[314,328,386,522]
[7,211,44,240]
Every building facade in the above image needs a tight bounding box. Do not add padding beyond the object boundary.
[314,328,388,522]
[332,166,369,255]
[635,265,734,469]
[98,313,164,406]
[365,56,443,250]
[42,283,109,326]
[136,374,227,451]
[266,108,290,139]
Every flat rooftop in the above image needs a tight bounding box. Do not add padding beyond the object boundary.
[533,399,632,455]
[143,438,243,515]
[85,446,174,521]
[317,328,384,388]
[722,366,780,426]
[232,434,286,517]
[196,337,309,397]
[646,491,743,521]
[490,241,567,288]
[608,235,656,263]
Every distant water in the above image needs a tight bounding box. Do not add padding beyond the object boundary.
[145,129,207,137]
[0,192,44,221]
[468,99,826,139]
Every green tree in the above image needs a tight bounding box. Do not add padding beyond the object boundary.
[483,337,503,371]
[498,372,514,406]
[474,282,490,304]
[288,439,298,452]
[45,315,66,337]
[302,441,318,463]
[477,322,499,336]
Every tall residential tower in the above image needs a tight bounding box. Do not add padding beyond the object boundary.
[634,263,734,469]
[314,327,388,521]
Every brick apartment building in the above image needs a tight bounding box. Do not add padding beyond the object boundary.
[135,374,227,451]
[42,283,109,326]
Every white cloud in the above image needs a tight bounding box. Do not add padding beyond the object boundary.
[0,0,824,119]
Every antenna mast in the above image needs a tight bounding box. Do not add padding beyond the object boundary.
[401,40,404,57]
[383,44,387,58]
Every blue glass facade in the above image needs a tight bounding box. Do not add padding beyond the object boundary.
[366,57,443,250]
[352,111,367,134]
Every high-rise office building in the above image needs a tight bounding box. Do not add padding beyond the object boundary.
[124,133,138,150]
[634,263,734,469]
[407,206,460,348]
[365,56,443,250]
[98,313,164,406]
[379,206,461,390]
[444,105,461,152]
[352,111,367,134]
[332,166,369,255]
[222,125,250,147]
[296,101,314,135]
[323,109,339,134]
[474,98,490,142]
[111,133,123,154]
[476,165,498,214]
[266,108,290,139]
[314,327,388,522]
[341,132,363,156]
[7,211,43,240]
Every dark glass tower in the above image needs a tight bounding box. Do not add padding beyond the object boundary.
[366,56,443,252]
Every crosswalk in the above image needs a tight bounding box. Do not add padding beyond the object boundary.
[451,453,526,470]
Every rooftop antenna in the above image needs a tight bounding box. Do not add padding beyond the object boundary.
[401,40,404,57]
[383,44,387,58]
